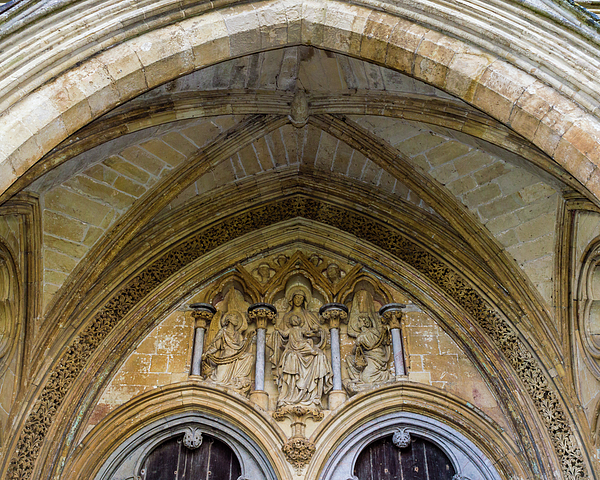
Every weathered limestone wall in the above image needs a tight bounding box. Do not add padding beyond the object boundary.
[355,116,559,308]
[144,46,457,99]
[31,117,236,310]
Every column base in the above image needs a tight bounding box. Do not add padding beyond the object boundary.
[329,390,347,410]
[250,390,269,410]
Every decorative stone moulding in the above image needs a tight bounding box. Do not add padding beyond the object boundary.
[247,302,277,329]
[189,303,217,328]
[319,302,348,328]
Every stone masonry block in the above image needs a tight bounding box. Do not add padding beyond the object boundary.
[473,162,511,185]
[128,25,195,90]
[386,20,427,75]
[514,213,556,243]
[161,132,198,158]
[361,11,398,64]
[84,164,119,185]
[516,195,558,223]
[518,182,556,205]
[113,176,146,198]
[256,1,289,50]
[43,211,87,242]
[478,193,522,219]
[507,234,554,264]
[44,249,78,273]
[447,175,476,195]
[98,42,147,102]
[445,52,493,101]
[121,145,168,176]
[425,141,471,167]
[45,187,112,225]
[180,12,230,69]
[66,58,121,118]
[181,121,222,149]
[398,133,445,157]
[64,176,136,211]
[103,156,151,184]
[223,4,262,57]
[454,151,493,176]
[44,235,88,259]
[463,183,502,208]
[553,138,595,184]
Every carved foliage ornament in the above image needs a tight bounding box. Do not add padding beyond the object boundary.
[182,427,203,450]
[282,436,316,469]
[392,428,411,449]
[7,197,586,480]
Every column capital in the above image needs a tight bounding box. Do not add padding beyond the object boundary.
[319,303,348,329]
[248,302,277,329]
[379,303,406,330]
[190,303,217,329]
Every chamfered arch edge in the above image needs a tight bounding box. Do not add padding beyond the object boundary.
[2,0,600,204]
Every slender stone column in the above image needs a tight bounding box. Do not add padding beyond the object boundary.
[379,303,406,377]
[247,302,277,409]
[189,303,216,376]
[320,302,349,409]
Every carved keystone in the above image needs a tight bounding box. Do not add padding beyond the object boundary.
[319,303,348,329]
[379,303,406,330]
[247,302,277,329]
[182,427,203,450]
[189,303,217,329]
[392,428,411,449]
[289,89,309,128]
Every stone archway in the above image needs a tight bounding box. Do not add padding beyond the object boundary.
[1,0,600,202]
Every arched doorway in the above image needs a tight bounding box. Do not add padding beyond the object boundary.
[353,435,455,480]
[140,431,241,480]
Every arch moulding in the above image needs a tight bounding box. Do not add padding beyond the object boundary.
[2,0,600,202]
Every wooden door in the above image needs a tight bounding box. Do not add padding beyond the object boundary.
[353,435,455,480]
[140,433,241,480]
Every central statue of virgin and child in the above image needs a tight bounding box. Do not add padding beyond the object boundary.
[269,282,333,410]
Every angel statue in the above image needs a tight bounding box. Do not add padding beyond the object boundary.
[202,310,254,395]
[344,289,391,394]
[269,280,332,410]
